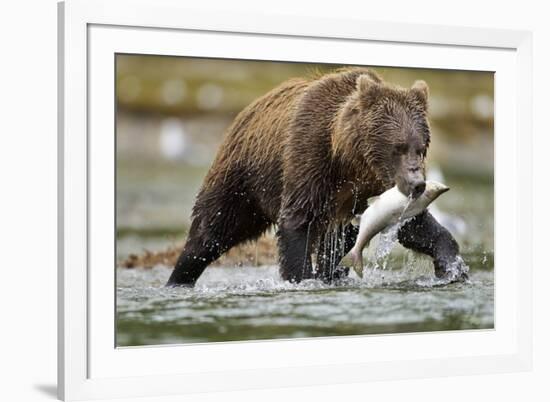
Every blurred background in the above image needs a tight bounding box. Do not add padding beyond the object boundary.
[116,54,494,267]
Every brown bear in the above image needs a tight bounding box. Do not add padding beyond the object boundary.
[166,67,464,286]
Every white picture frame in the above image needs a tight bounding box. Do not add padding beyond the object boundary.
[58,0,533,400]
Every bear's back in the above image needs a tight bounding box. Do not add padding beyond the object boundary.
[199,67,382,221]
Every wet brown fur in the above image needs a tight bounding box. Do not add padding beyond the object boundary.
[167,67,437,286]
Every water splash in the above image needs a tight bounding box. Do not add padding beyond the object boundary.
[116,264,493,346]
[357,194,413,276]
[373,222,401,260]
[359,217,412,278]
[302,220,313,278]
[442,255,470,283]
[316,224,348,280]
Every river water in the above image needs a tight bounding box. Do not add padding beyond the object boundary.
[115,152,494,347]
[116,257,493,346]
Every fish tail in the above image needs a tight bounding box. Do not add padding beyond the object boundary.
[350,247,364,278]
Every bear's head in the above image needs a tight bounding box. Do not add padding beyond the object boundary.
[334,73,431,199]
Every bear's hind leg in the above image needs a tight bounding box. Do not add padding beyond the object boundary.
[166,197,271,287]
[166,219,224,287]
[277,222,317,283]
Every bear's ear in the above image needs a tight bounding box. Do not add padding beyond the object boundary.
[356,74,382,107]
[410,80,429,106]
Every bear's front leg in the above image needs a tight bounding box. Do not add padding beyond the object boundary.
[397,210,468,282]
[316,223,359,283]
[277,221,318,283]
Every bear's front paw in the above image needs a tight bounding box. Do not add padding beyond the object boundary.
[434,255,469,284]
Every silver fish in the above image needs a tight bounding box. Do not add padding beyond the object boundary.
[349,180,450,277]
